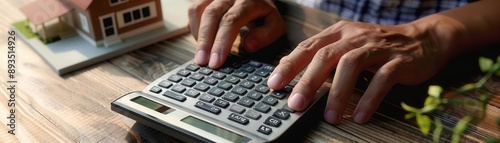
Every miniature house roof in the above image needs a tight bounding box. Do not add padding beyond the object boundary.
[20,0,73,26]
[69,0,93,10]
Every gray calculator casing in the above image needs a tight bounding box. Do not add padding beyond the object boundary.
[111,58,330,143]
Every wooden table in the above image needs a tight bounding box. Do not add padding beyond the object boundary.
[1,0,498,142]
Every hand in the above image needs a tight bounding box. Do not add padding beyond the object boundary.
[188,0,286,68]
[268,20,455,124]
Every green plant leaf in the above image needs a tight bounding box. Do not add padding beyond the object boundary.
[480,94,490,103]
[405,113,416,119]
[452,116,472,143]
[433,117,443,143]
[416,114,432,135]
[486,138,500,143]
[457,83,476,93]
[401,103,419,112]
[479,57,494,73]
[428,85,443,98]
[421,104,438,113]
[497,117,500,126]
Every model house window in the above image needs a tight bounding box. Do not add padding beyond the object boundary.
[110,0,128,6]
[78,13,89,33]
[116,2,157,28]
[102,17,115,36]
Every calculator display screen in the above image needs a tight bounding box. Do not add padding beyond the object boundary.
[181,116,251,143]
[132,96,170,113]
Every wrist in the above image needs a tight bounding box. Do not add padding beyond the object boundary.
[405,14,466,58]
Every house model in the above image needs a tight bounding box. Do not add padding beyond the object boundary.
[20,0,163,47]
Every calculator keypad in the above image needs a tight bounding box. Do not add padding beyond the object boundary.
[149,55,298,136]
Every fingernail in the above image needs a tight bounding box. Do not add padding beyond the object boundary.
[195,50,208,65]
[324,110,341,124]
[288,93,305,110]
[208,53,219,68]
[268,74,283,88]
[354,112,368,123]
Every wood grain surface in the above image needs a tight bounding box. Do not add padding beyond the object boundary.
[0,0,498,143]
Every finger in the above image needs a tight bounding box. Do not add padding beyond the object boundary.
[241,9,285,52]
[324,45,391,124]
[352,58,399,123]
[188,0,212,40]
[267,27,342,90]
[209,0,270,68]
[195,0,235,65]
[287,43,344,111]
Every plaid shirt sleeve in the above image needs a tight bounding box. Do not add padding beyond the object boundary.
[296,0,471,25]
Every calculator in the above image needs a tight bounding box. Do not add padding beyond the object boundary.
[111,54,330,143]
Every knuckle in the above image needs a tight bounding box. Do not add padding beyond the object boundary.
[188,3,204,17]
[339,51,363,66]
[203,6,221,18]
[298,76,314,87]
[296,39,319,55]
[313,48,334,63]
[221,12,239,26]
[278,56,298,72]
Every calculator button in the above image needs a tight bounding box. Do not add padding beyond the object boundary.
[263,96,278,106]
[237,97,255,107]
[199,67,213,75]
[239,80,255,89]
[245,110,261,120]
[257,125,272,135]
[281,104,296,113]
[255,85,270,94]
[185,64,200,71]
[241,65,255,73]
[171,84,186,93]
[264,116,282,127]
[229,104,246,114]
[163,91,186,102]
[219,67,234,74]
[270,90,287,99]
[214,99,229,108]
[232,70,248,78]
[203,77,218,85]
[194,83,210,92]
[149,86,162,93]
[189,73,204,81]
[212,72,226,79]
[195,101,221,114]
[208,87,225,97]
[247,91,263,100]
[181,79,196,87]
[231,86,247,95]
[168,75,182,82]
[217,81,233,90]
[158,80,173,88]
[184,89,200,98]
[228,113,249,125]
[199,94,215,103]
[225,76,240,84]
[177,69,191,77]
[247,75,262,83]
[262,65,275,72]
[254,102,271,113]
[255,69,270,77]
[248,60,263,68]
[222,93,239,102]
[273,109,291,120]
[261,78,268,86]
